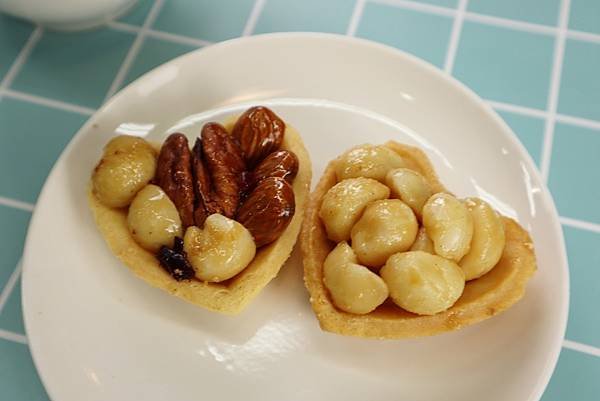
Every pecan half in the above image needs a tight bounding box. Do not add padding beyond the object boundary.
[155,133,195,227]
[249,150,299,189]
[191,139,223,226]
[200,123,246,219]
[232,106,285,167]
[236,177,295,247]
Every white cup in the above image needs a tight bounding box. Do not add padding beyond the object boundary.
[0,0,138,31]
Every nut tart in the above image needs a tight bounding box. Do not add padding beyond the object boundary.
[89,107,311,315]
[300,141,536,338]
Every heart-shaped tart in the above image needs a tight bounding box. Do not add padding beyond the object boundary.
[88,107,312,315]
[300,141,536,338]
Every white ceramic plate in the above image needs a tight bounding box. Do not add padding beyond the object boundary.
[22,33,568,401]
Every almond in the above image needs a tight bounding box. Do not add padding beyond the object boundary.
[236,177,295,247]
[232,106,285,167]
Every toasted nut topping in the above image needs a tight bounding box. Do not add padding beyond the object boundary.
[319,177,390,242]
[155,133,195,227]
[422,193,474,261]
[236,177,295,247]
[351,199,418,267]
[334,144,406,182]
[127,184,182,252]
[381,251,465,315]
[249,150,299,188]
[459,198,506,280]
[92,135,156,208]
[200,123,246,219]
[323,242,389,315]
[184,214,256,282]
[385,168,433,218]
[232,106,285,167]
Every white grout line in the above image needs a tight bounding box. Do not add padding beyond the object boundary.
[101,1,600,50]
[464,11,555,36]
[108,21,213,47]
[103,0,165,102]
[0,329,27,345]
[487,100,600,132]
[2,89,95,115]
[346,0,366,36]
[567,29,600,44]
[556,113,600,131]
[563,339,600,358]
[0,196,35,212]
[370,0,455,17]
[486,99,549,119]
[103,1,600,50]
[0,27,43,90]
[0,262,22,316]
[242,0,267,36]
[540,0,571,183]
[443,0,468,74]
[370,0,600,45]
[560,216,600,234]
[144,28,213,47]
[107,21,140,34]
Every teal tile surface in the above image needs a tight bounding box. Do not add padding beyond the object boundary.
[467,0,560,26]
[541,348,600,401]
[0,277,24,335]
[569,0,600,34]
[254,0,356,34]
[549,123,600,223]
[453,21,554,109]
[0,15,34,82]
[122,37,198,88]
[153,0,255,42]
[356,3,453,67]
[414,0,457,7]
[11,28,135,108]
[0,98,86,203]
[118,0,155,26]
[563,226,600,348]
[557,39,600,121]
[497,111,545,166]
[1,2,600,399]
[0,338,49,401]
[0,205,29,292]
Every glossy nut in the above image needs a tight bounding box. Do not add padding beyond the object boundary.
[380,251,465,315]
[200,123,246,218]
[459,198,506,280]
[127,184,182,252]
[92,135,157,208]
[351,199,418,267]
[410,227,434,254]
[104,134,155,155]
[422,193,474,261]
[250,150,299,186]
[155,133,195,227]
[385,168,433,218]
[319,177,390,242]
[334,144,406,182]
[232,106,285,167]
[184,214,256,282]
[236,177,295,248]
[323,242,389,315]
[323,241,358,266]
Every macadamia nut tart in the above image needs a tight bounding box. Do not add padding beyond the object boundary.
[300,142,536,338]
[88,107,311,315]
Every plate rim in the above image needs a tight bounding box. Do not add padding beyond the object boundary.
[21,32,569,401]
